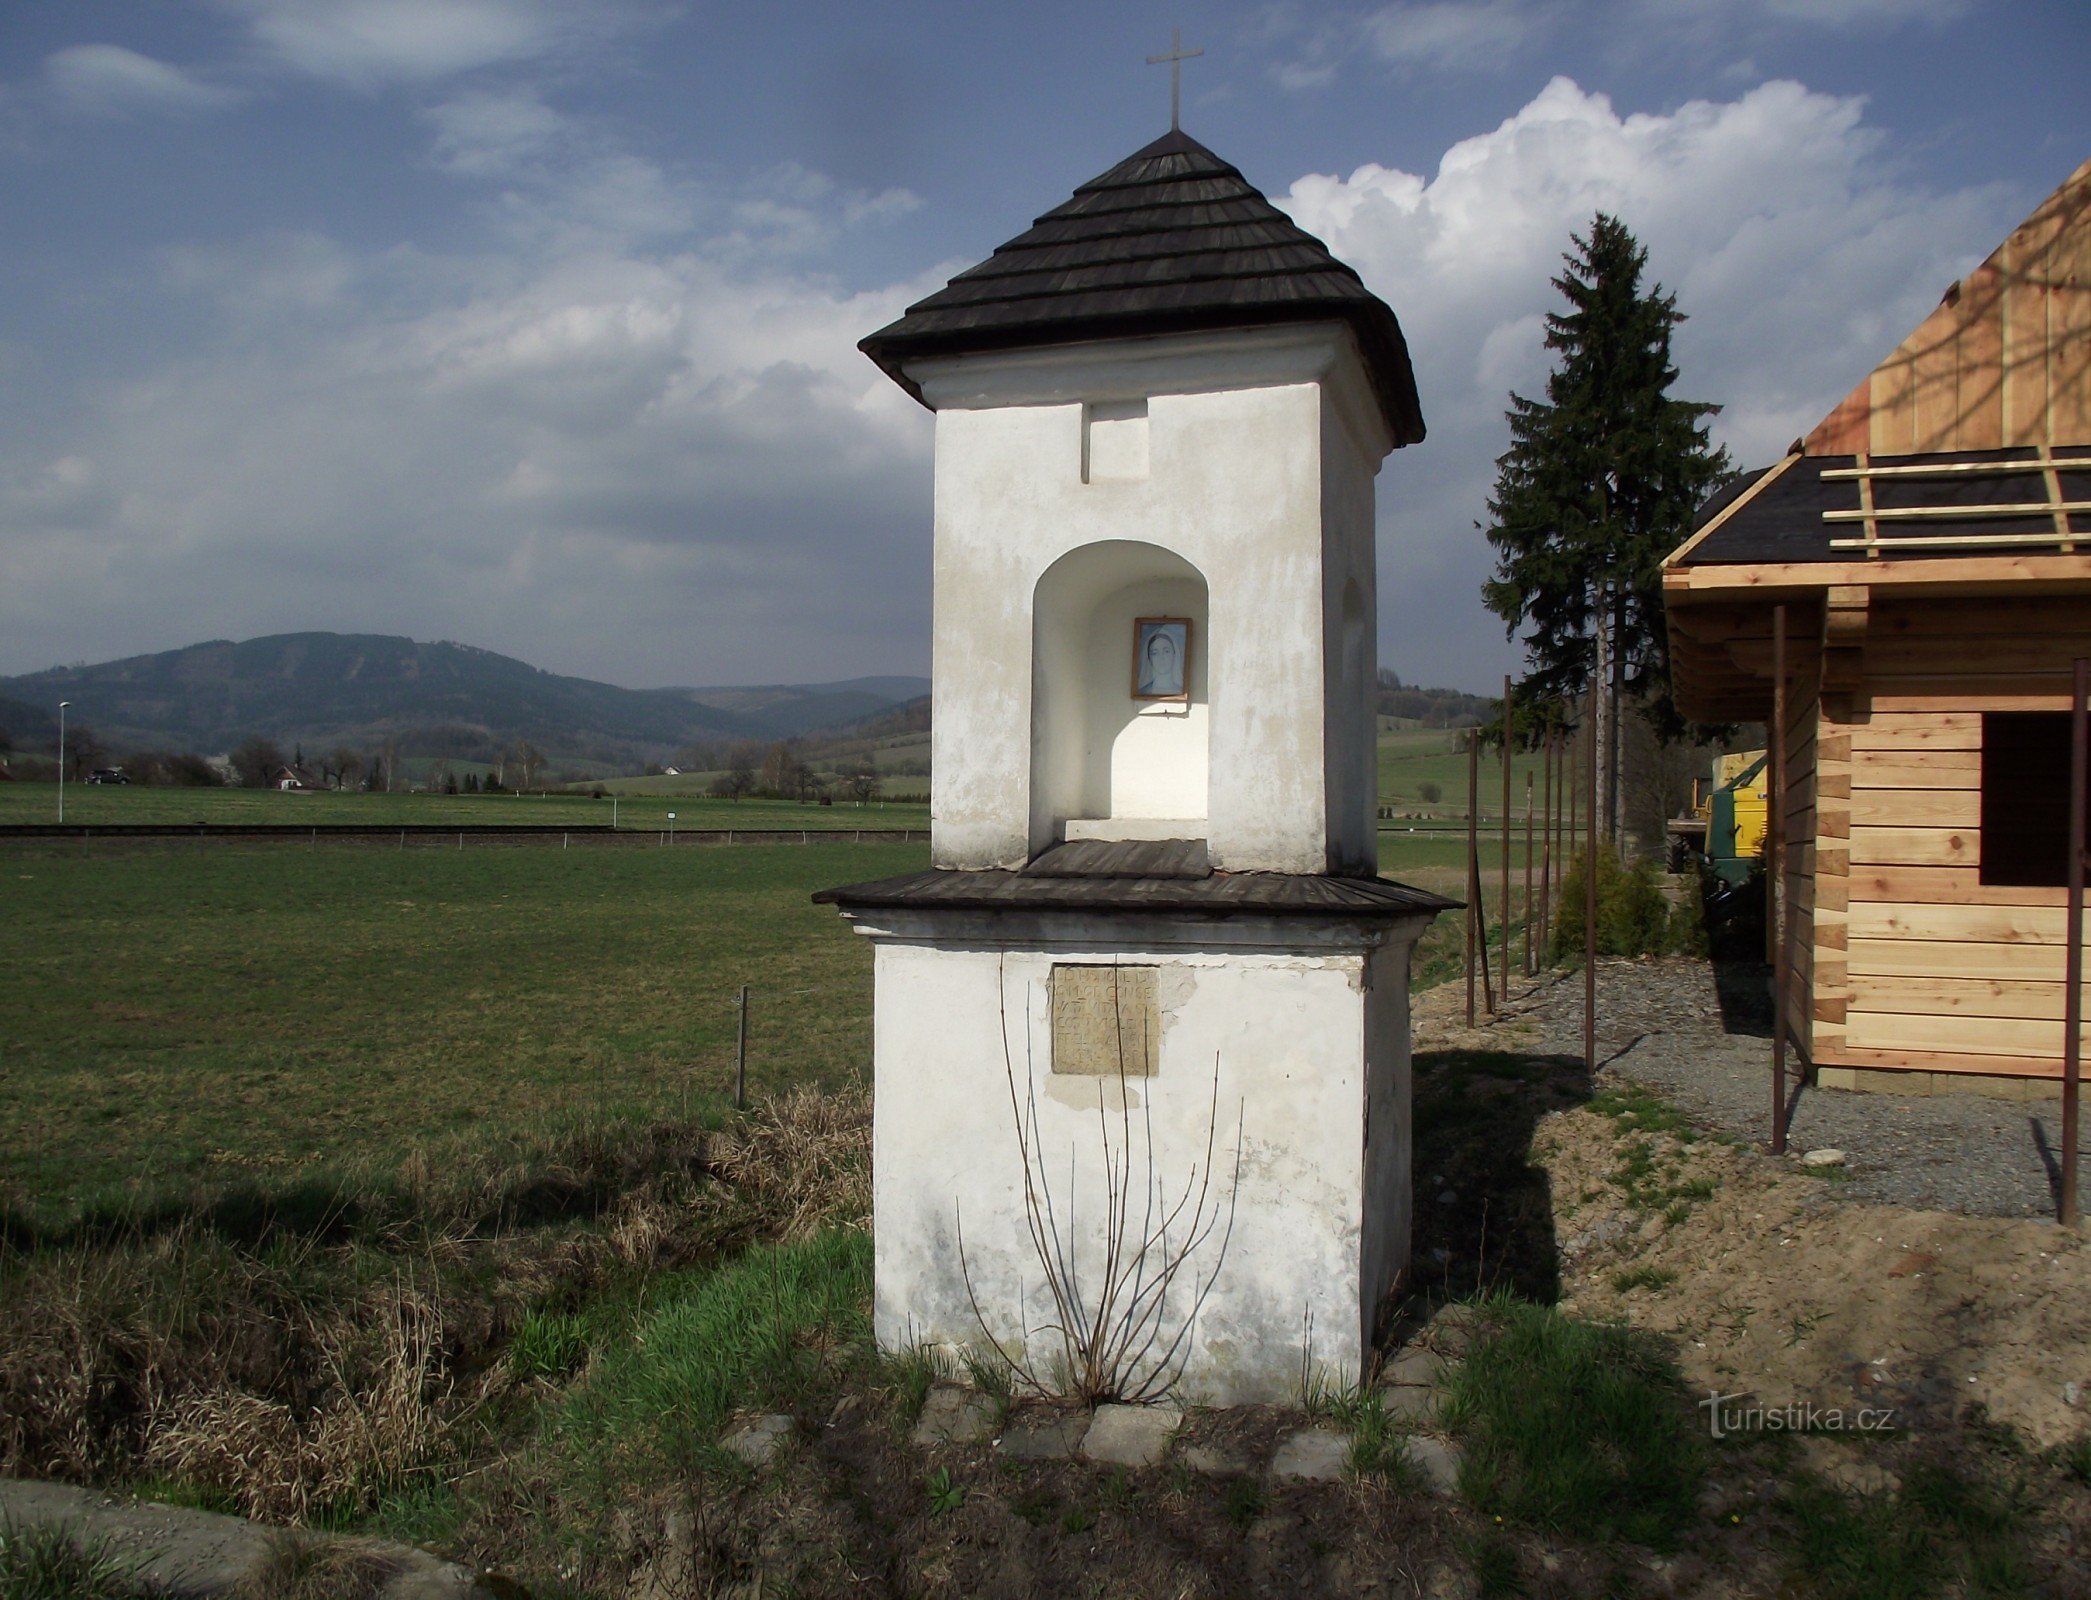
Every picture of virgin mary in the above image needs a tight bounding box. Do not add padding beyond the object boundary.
[1132,617,1191,701]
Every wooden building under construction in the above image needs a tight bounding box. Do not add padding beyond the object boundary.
[1664,157,2091,1094]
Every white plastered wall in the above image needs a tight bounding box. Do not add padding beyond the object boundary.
[1321,395,1383,876]
[914,326,1392,873]
[855,908,1431,1403]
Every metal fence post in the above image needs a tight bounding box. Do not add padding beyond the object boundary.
[1584,706,1597,1074]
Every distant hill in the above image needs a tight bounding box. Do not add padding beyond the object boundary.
[677,676,930,740]
[0,634,928,772]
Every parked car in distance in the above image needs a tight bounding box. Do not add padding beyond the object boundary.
[87,767,130,784]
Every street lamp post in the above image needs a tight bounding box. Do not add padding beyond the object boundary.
[57,701,70,823]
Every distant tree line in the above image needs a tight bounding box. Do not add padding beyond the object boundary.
[0,720,568,794]
[1374,670,1498,729]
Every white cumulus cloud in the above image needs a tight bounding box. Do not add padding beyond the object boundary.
[1273,0,1973,89]
[44,44,238,116]
[1363,0,1549,71]
[218,0,610,90]
[1277,74,2019,685]
[0,69,2031,698]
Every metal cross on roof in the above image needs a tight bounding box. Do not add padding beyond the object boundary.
[1145,28,1204,132]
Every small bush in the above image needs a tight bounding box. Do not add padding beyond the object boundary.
[1439,1296,1704,1549]
[1549,846,1703,962]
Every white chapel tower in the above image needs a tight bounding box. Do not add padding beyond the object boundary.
[820,128,1452,1403]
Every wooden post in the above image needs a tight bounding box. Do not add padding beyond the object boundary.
[1523,770,1535,976]
[1465,734,1479,1028]
[735,985,750,1111]
[1770,605,1789,1157]
[1539,730,1553,968]
[2063,657,2086,1227]
[1501,675,1513,1002]
[1584,700,1598,1073]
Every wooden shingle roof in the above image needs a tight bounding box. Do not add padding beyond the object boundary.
[860,129,1425,446]
[813,867,1458,919]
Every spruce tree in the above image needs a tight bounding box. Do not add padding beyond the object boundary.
[1481,213,1730,840]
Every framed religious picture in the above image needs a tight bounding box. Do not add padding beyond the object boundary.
[1131,616,1192,702]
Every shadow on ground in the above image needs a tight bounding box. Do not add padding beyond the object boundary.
[1399,1047,1593,1321]
[1707,949,1775,1039]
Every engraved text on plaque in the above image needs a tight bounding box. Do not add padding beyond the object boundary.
[1049,964,1160,1076]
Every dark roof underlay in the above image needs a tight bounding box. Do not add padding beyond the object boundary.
[1681,446,2091,566]
[860,129,1425,448]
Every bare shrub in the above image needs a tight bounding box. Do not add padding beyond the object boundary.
[962,972,1241,1405]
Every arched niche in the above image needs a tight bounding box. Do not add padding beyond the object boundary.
[1030,540,1210,854]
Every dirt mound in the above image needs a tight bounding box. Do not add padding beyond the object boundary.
[1413,963,2091,1452]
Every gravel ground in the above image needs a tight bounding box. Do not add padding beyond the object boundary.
[1426,957,2084,1220]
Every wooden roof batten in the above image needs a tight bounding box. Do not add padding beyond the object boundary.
[1822,446,2087,554]
[858,128,1426,446]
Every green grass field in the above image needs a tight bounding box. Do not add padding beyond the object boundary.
[1377,723,1553,822]
[0,837,924,1214]
[0,782,928,832]
[9,723,1544,830]
[0,737,1578,1220]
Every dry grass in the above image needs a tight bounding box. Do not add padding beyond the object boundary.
[144,1286,452,1523]
[710,1085,872,1239]
[229,1530,402,1600]
[0,1089,873,1525]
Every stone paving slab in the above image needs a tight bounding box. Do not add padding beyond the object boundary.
[1404,1435,1464,1494]
[1269,1428,1350,1482]
[721,1413,792,1467]
[911,1383,998,1447]
[1385,1346,1446,1387]
[997,1412,1090,1460]
[1175,1442,1251,1476]
[1381,1383,1439,1425]
[0,1479,501,1598]
[1079,1404,1177,1467]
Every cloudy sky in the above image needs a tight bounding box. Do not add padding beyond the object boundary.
[2,1,2085,694]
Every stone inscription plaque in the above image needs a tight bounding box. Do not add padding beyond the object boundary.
[1050,964,1160,1077]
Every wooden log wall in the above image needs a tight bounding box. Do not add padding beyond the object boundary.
[1783,631,1823,1062]
[1828,596,2091,1080]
